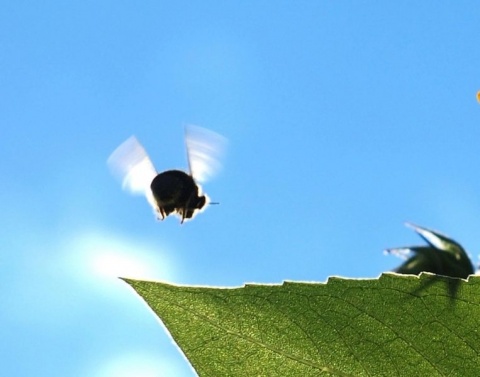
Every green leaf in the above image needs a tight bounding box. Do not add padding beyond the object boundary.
[124,274,480,376]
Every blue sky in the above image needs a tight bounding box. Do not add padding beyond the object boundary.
[1,2,480,376]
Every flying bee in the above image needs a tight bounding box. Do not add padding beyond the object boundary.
[107,125,226,223]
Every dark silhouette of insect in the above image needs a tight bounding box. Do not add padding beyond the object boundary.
[108,125,226,223]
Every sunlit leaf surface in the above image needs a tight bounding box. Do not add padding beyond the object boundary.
[125,274,480,376]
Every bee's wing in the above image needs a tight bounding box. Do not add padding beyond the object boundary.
[107,136,158,209]
[185,125,227,183]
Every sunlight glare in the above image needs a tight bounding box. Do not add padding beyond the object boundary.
[93,352,189,377]
[65,232,179,284]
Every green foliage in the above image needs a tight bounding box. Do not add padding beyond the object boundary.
[387,223,474,279]
[125,273,480,376]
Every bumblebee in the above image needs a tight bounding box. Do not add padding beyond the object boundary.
[108,125,226,223]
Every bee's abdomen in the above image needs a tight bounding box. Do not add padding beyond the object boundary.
[150,170,196,205]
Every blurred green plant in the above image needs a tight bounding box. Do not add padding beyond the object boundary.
[386,223,474,279]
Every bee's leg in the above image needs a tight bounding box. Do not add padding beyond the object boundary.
[183,193,197,221]
[158,206,166,220]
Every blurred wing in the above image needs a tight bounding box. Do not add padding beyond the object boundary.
[107,136,157,200]
[185,125,227,183]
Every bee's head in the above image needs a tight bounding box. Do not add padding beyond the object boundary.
[195,195,207,210]
[182,195,207,221]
